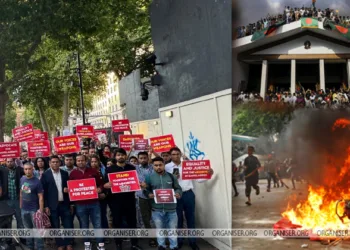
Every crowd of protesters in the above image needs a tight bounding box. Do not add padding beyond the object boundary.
[0,139,214,250]
[233,86,350,110]
[235,3,350,39]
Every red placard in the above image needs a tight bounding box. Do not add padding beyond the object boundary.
[67,178,98,201]
[112,119,130,132]
[27,140,51,158]
[41,132,49,141]
[119,134,144,151]
[0,142,20,158]
[134,139,149,151]
[153,189,176,204]
[182,160,212,180]
[53,135,81,154]
[0,158,5,163]
[34,130,42,140]
[76,125,94,138]
[149,135,176,153]
[108,170,141,193]
[12,124,34,142]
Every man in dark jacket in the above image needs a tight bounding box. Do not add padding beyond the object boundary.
[0,158,25,228]
[104,148,142,250]
[144,157,182,250]
[41,156,73,250]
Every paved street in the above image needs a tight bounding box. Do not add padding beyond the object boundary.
[232,179,350,250]
[12,216,217,250]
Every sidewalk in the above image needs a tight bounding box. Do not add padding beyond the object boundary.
[232,179,350,250]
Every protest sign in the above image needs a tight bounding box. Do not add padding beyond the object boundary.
[0,142,20,158]
[133,139,149,151]
[53,135,80,154]
[112,119,130,132]
[27,140,51,158]
[153,189,176,204]
[119,134,144,151]
[94,130,107,143]
[149,135,176,153]
[76,125,94,138]
[34,130,42,140]
[108,170,141,193]
[182,160,212,180]
[12,124,34,142]
[67,178,98,201]
[40,132,49,141]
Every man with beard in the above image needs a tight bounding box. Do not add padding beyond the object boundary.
[144,157,182,250]
[69,154,104,247]
[104,148,142,250]
[136,151,157,247]
[161,151,171,164]
[244,146,261,206]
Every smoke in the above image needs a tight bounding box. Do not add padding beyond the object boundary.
[272,109,350,185]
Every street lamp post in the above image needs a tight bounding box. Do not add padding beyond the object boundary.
[75,52,86,125]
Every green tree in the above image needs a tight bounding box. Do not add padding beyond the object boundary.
[0,0,153,141]
[232,103,294,138]
[4,105,16,137]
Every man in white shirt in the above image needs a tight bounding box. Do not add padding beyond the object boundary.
[165,148,214,250]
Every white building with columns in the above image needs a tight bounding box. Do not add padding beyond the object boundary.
[233,20,350,98]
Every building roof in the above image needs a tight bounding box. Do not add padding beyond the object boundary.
[233,20,350,54]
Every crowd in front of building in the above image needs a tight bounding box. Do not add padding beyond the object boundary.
[235,2,350,39]
[0,142,214,250]
[233,85,350,110]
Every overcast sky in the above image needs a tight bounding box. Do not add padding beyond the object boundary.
[236,0,350,26]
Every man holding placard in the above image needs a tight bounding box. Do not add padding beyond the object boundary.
[144,157,182,250]
[69,154,104,246]
[104,148,143,250]
[165,148,214,250]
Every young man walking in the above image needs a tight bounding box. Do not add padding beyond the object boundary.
[144,157,182,250]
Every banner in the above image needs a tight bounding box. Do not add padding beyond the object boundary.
[108,170,141,193]
[182,160,212,180]
[76,125,94,138]
[27,140,51,158]
[12,124,34,142]
[149,135,176,153]
[94,129,107,143]
[53,135,81,154]
[134,139,149,151]
[153,189,176,204]
[119,134,144,151]
[67,178,98,201]
[112,119,130,132]
[41,132,49,141]
[34,129,42,140]
[0,142,20,158]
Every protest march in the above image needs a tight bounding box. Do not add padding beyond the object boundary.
[0,119,215,250]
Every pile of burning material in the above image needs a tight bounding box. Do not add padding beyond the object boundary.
[273,118,350,245]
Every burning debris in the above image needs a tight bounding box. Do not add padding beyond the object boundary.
[273,113,350,244]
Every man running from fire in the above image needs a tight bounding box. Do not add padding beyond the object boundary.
[244,146,261,206]
[264,153,278,192]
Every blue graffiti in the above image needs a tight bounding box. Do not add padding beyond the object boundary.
[186,132,206,160]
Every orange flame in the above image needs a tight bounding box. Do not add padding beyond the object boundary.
[332,118,350,131]
[283,118,350,231]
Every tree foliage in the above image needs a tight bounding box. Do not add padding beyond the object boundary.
[232,103,295,137]
[0,0,153,140]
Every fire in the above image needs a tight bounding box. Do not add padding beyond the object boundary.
[332,118,350,131]
[282,118,350,231]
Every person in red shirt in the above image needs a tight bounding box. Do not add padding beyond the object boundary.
[69,154,104,246]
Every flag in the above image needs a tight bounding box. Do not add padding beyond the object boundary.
[326,22,350,40]
[301,17,318,29]
[251,20,286,41]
